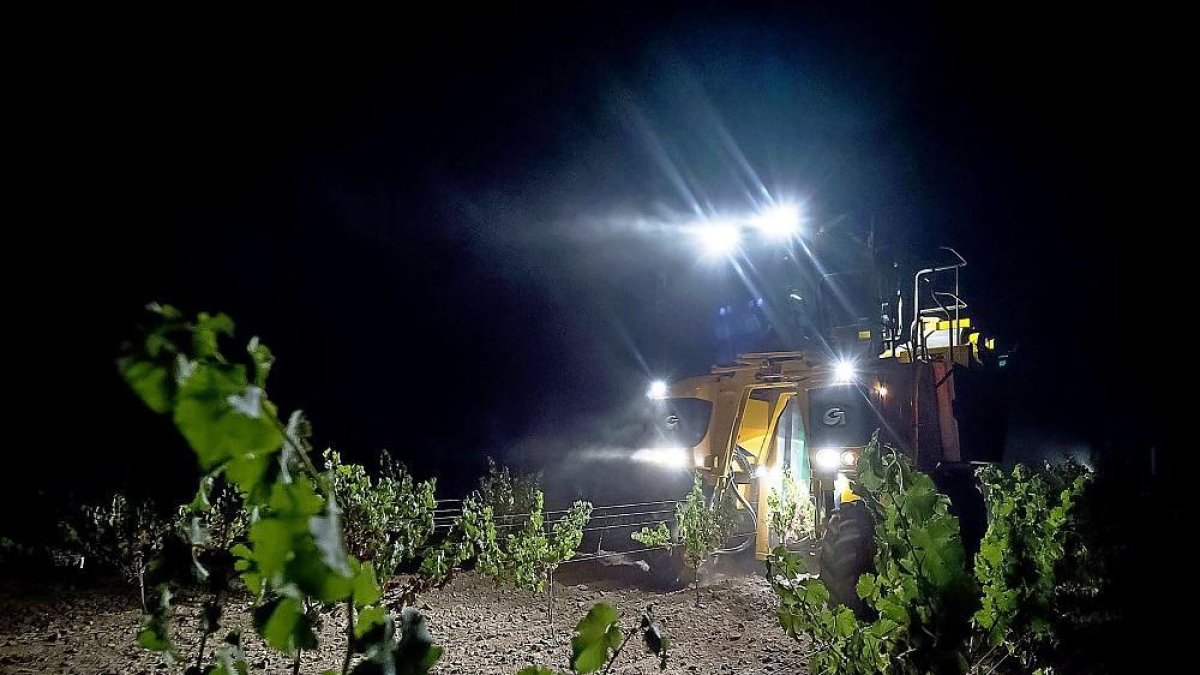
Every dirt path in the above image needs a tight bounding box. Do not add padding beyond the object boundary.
[0,565,810,674]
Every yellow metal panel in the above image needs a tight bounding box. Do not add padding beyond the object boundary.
[737,433,770,454]
[736,398,770,454]
[935,318,971,330]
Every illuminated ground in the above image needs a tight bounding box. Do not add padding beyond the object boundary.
[0,565,809,674]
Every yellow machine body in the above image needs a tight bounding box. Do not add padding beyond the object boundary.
[661,317,1001,560]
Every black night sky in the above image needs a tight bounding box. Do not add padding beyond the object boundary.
[7,5,1184,534]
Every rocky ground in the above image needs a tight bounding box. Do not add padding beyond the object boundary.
[0,561,811,674]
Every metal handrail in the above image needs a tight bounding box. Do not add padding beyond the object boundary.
[910,247,967,357]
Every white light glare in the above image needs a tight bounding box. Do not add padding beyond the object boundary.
[834,472,851,496]
[752,203,802,240]
[697,223,741,257]
[815,448,840,470]
[833,359,857,384]
[753,464,782,481]
[647,380,669,399]
[632,446,690,469]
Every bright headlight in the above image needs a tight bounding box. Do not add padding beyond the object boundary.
[697,223,741,257]
[751,203,802,240]
[647,380,669,399]
[841,451,858,466]
[815,448,840,470]
[632,446,690,469]
[832,358,857,385]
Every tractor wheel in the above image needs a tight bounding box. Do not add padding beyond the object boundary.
[818,500,876,619]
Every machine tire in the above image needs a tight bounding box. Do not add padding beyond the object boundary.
[819,500,876,619]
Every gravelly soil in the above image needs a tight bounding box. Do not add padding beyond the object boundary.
[0,562,810,674]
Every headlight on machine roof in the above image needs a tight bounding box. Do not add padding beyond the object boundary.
[647,380,669,399]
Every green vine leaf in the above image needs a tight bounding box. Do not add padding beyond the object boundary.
[310,505,352,578]
[855,574,876,600]
[355,605,389,641]
[224,452,272,497]
[771,434,1095,674]
[119,307,476,674]
[192,311,234,359]
[247,336,274,388]
[119,358,172,413]
[254,597,317,655]
[174,363,282,470]
[189,475,216,513]
[570,603,621,674]
[630,522,670,549]
[246,519,291,580]
[352,561,382,607]
[136,586,175,655]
